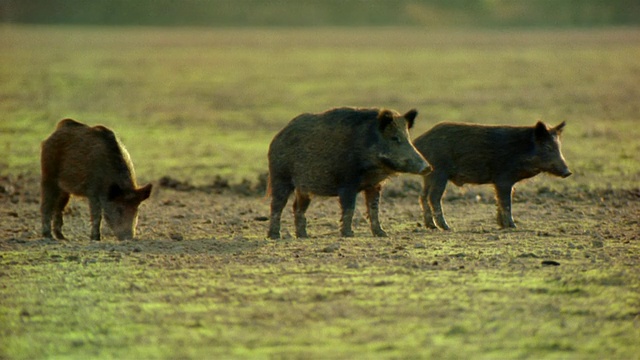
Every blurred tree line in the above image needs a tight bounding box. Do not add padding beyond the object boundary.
[1,0,639,27]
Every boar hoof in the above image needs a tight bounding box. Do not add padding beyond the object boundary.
[372,229,388,237]
[341,230,355,238]
[267,231,280,240]
[424,221,438,230]
[436,223,451,231]
[54,232,66,240]
[433,215,450,231]
[296,230,308,238]
[497,217,517,229]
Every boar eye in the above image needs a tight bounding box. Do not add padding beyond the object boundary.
[390,135,401,143]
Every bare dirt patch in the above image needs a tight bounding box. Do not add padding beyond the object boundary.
[2,173,639,358]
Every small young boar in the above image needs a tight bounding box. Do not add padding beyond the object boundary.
[267,107,429,239]
[41,119,152,240]
[413,121,571,230]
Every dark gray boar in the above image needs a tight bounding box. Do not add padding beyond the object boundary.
[41,119,152,240]
[267,107,429,239]
[413,121,571,230]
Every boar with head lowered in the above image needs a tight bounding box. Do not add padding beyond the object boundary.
[267,107,429,239]
[41,119,152,240]
[413,121,571,230]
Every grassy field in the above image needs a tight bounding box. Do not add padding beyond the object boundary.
[2,26,639,187]
[1,26,639,359]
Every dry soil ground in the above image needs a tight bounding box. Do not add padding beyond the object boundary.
[1,173,640,358]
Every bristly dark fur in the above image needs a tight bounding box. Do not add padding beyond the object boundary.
[40,118,151,240]
[266,106,427,239]
[93,126,135,183]
[414,121,571,230]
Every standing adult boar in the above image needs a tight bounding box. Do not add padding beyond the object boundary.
[267,107,429,239]
[41,119,152,240]
[413,121,571,230]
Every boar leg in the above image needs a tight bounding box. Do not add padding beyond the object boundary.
[40,181,58,239]
[495,184,516,228]
[52,192,70,240]
[293,190,311,238]
[88,197,103,240]
[419,175,437,229]
[364,185,387,237]
[268,180,294,239]
[338,188,357,237]
[427,171,451,230]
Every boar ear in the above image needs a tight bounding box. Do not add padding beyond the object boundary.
[534,121,550,141]
[377,109,394,132]
[137,183,153,202]
[553,121,566,135]
[108,183,124,201]
[403,109,418,129]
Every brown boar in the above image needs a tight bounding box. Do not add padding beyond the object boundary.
[267,107,429,239]
[41,119,152,240]
[413,121,571,230]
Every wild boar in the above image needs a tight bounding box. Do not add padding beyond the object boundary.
[267,107,429,239]
[41,119,152,240]
[413,121,571,230]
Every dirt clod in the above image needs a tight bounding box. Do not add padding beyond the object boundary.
[541,260,561,266]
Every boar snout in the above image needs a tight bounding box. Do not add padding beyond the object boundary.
[419,164,433,175]
[379,153,429,174]
[412,158,430,175]
[550,164,572,178]
[406,151,430,174]
[111,223,135,240]
[115,231,134,241]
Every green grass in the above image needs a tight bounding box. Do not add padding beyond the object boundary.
[2,233,639,359]
[1,26,639,187]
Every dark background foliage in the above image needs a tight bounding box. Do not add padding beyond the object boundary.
[2,0,639,27]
